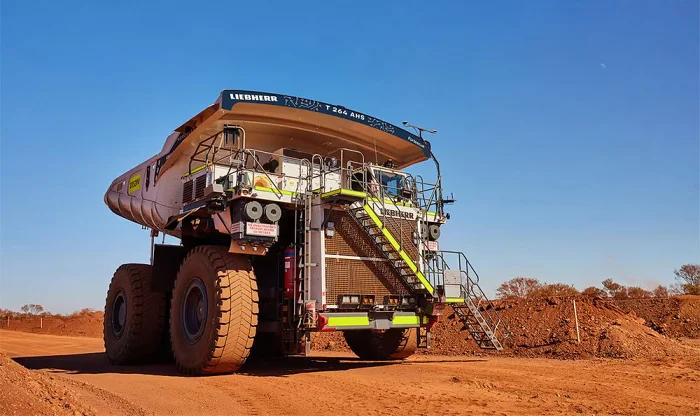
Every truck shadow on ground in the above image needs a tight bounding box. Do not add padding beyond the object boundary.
[13,353,487,378]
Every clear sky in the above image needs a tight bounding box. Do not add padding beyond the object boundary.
[1,1,698,313]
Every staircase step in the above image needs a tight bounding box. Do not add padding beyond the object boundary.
[451,290,507,351]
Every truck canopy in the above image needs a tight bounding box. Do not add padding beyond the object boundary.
[159,90,431,175]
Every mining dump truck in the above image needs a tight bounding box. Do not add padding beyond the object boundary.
[104,90,509,375]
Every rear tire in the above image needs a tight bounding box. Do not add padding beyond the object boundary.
[104,264,166,364]
[344,328,418,360]
[170,246,258,375]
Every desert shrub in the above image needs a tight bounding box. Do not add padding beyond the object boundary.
[626,286,652,298]
[496,277,541,299]
[582,286,607,298]
[674,264,700,295]
[530,283,579,298]
[602,279,629,299]
[68,308,97,318]
[652,285,669,298]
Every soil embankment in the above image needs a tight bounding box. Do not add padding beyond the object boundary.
[314,296,700,360]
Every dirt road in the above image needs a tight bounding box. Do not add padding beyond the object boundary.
[1,330,698,415]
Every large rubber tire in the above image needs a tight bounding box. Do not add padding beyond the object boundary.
[104,264,167,364]
[343,328,418,360]
[169,246,258,375]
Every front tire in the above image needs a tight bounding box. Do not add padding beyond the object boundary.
[170,246,258,375]
[344,328,418,360]
[104,264,166,364]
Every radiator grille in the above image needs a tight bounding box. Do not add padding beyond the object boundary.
[182,181,194,204]
[325,210,410,304]
[194,175,206,200]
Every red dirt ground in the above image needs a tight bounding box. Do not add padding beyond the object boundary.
[314,296,700,360]
[3,296,699,360]
[1,330,699,416]
[0,352,95,415]
[1,296,699,415]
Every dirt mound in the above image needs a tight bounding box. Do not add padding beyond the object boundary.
[0,353,95,415]
[0,311,103,338]
[433,297,690,359]
[314,297,693,360]
[609,295,700,339]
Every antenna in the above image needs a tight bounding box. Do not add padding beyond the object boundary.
[402,121,437,137]
[403,120,448,216]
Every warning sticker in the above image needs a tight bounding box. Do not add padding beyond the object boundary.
[424,241,439,252]
[128,173,141,194]
[246,222,277,237]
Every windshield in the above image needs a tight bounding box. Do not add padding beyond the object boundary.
[374,169,407,198]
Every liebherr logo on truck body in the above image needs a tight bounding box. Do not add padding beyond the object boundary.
[378,207,414,220]
[230,93,279,102]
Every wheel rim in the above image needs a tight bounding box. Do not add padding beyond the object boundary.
[111,290,127,337]
[182,278,208,344]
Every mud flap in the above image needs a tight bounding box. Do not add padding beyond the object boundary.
[151,244,186,292]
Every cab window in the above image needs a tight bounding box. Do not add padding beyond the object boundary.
[374,169,406,198]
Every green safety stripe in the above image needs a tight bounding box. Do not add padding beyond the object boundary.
[321,188,367,199]
[182,163,211,177]
[362,204,434,295]
[327,316,370,327]
[391,315,428,325]
[367,197,412,207]
[319,189,412,207]
[444,297,465,303]
[254,186,296,196]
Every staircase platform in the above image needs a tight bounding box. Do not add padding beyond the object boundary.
[320,188,367,203]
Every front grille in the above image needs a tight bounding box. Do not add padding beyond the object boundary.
[325,210,410,304]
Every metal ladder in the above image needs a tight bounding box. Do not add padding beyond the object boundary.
[452,297,505,350]
[281,190,315,356]
[348,201,431,293]
[430,251,509,350]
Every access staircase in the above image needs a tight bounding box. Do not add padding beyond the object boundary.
[345,201,509,351]
[430,252,510,350]
[311,155,509,351]
[347,196,511,350]
[452,289,508,350]
[348,201,433,293]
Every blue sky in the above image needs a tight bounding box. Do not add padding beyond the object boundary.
[1,1,698,313]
